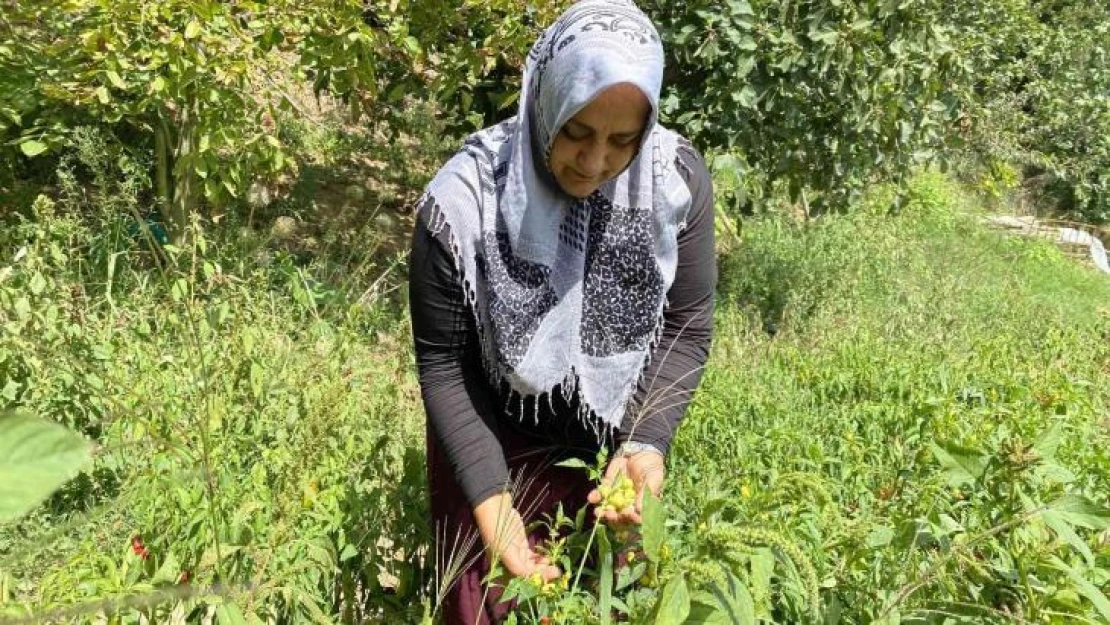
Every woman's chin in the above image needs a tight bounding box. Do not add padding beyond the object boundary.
[558,178,600,199]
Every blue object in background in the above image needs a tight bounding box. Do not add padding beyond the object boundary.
[125,215,169,246]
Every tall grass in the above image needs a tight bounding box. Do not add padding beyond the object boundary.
[670,171,1110,621]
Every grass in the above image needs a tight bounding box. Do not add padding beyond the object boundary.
[1,162,1109,623]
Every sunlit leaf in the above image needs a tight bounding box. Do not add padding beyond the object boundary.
[0,411,92,523]
[930,441,988,487]
[1047,494,1110,530]
[655,572,690,625]
[641,487,665,563]
[19,140,48,157]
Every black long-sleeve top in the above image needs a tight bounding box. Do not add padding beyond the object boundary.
[409,143,716,508]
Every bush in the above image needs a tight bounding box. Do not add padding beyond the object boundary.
[951,0,1110,222]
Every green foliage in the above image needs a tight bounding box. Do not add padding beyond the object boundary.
[644,0,961,214]
[679,172,1110,623]
[0,412,92,523]
[362,0,569,130]
[951,0,1110,222]
[0,0,419,240]
[5,171,1109,623]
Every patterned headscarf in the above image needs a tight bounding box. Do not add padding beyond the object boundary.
[418,0,692,433]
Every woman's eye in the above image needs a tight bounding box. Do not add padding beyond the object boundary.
[562,126,588,141]
[612,136,638,148]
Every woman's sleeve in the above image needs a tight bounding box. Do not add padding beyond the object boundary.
[617,143,717,454]
[409,182,512,509]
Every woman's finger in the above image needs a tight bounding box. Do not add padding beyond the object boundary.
[617,506,642,526]
[609,456,632,479]
[540,562,562,582]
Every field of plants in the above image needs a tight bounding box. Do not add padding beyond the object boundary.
[3,0,1110,623]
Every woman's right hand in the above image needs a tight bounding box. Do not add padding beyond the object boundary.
[473,492,562,582]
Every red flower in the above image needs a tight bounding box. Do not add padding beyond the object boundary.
[131,535,150,560]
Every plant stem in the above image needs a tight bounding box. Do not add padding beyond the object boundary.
[573,520,600,590]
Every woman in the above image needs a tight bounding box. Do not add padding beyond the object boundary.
[408,1,716,622]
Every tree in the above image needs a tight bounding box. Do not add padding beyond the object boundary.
[1,0,411,242]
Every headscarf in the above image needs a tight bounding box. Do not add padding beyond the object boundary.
[417,0,693,434]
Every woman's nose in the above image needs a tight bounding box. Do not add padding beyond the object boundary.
[577,143,606,177]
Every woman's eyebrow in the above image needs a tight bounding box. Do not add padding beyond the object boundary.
[568,119,642,138]
[613,129,643,139]
[566,119,594,134]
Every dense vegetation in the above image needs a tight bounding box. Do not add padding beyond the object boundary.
[2,1,1109,623]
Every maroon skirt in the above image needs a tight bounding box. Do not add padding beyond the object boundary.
[426,423,596,624]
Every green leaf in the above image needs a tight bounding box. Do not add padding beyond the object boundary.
[726,0,754,16]
[1050,556,1110,621]
[95,86,110,104]
[1044,510,1094,567]
[735,85,757,109]
[0,411,92,523]
[19,140,48,157]
[1033,424,1066,459]
[215,601,248,625]
[655,572,691,625]
[749,547,774,618]
[185,20,202,40]
[641,487,665,563]
[106,70,126,89]
[689,571,756,624]
[151,552,181,585]
[867,525,895,548]
[1,380,20,402]
[1047,494,1110,530]
[599,528,614,625]
[808,29,840,45]
[930,441,988,487]
[555,457,590,471]
[28,273,46,295]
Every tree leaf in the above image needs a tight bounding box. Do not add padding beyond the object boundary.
[808,29,840,45]
[0,411,92,523]
[151,552,181,586]
[1032,423,1066,460]
[106,70,126,89]
[185,20,202,40]
[655,572,691,625]
[19,140,48,157]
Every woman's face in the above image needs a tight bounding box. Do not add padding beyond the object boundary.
[548,83,652,199]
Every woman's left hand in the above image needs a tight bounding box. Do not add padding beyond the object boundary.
[587,450,666,527]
